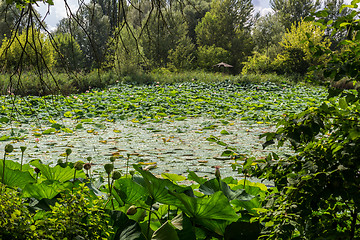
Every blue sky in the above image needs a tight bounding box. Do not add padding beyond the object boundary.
[36,0,273,31]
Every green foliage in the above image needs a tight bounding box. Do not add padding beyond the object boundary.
[167,35,196,71]
[34,186,112,239]
[273,20,331,74]
[270,0,321,29]
[197,45,231,70]
[0,27,55,71]
[0,184,34,240]
[53,33,83,72]
[110,24,147,75]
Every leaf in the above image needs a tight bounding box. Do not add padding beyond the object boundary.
[161,173,186,182]
[339,97,348,109]
[22,181,72,200]
[110,211,146,240]
[151,221,179,240]
[220,130,230,135]
[0,117,10,123]
[187,171,207,185]
[0,135,10,141]
[171,191,239,222]
[30,160,86,182]
[113,178,147,204]
[42,128,56,134]
[134,165,192,206]
[0,165,35,189]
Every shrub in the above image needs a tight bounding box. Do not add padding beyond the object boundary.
[0,184,34,240]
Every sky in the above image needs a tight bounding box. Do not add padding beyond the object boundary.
[36,0,352,31]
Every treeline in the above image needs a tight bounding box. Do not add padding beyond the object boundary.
[0,0,351,76]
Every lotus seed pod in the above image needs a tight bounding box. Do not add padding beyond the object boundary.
[83,163,92,171]
[74,161,84,171]
[126,205,137,215]
[34,168,40,174]
[66,148,72,156]
[110,156,116,163]
[87,156,92,162]
[104,163,114,175]
[4,144,13,153]
[20,146,27,153]
[112,171,121,180]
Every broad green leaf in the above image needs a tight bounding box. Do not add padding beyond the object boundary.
[0,166,35,189]
[22,181,72,200]
[161,173,186,182]
[171,191,239,222]
[31,160,86,182]
[113,178,147,204]
[0,135,10,141]
[42,128,56,134]
[151,221,179,240]
[133,165,192,206]
[339,97,348,109]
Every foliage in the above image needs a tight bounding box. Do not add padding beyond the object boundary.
[167,35,196,71]
[0,184,34,240]
[110,24,147,75]
[270,0,321,29]
[0,27,55,71]
[53,33,83,72]
[197,45,231,70]
[273,20,331,74]
[195,0,254,72]
[34,186,112,239]
[240,1,360,239]
[56,2,110,70]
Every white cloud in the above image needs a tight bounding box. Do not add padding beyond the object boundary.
[35,0,88,31]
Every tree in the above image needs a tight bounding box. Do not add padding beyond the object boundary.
[270,0,321,29]
[252,13,284,54]
[195,0,254,71]
[110,24,147,75]
[140,9,189,69]
[0,27,55,72]
[53,33,83,72]
[273,20,331,74]
[56,2,110,70]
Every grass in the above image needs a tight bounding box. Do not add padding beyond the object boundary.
[0,69,305,96]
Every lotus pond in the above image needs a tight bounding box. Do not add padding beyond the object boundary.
[0,81,327,179]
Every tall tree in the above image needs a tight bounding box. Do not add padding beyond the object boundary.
[195,0,254,71]
[270,0,321,29]
[56,2,110,70]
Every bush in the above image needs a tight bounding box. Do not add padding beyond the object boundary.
[0,184,34,240]
[197,45,231,71]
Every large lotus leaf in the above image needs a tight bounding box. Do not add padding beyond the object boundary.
[31,160,86,182]
[151,221,179,240]
[133,165,192,206]
[0,165,35,189]
[199,179,255,202]
[2,160,34,173]
[110,211,146,240]
[171,191,239,234]
[113,178,147,204]
[187,171,207,185]
[22,181,72,200]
